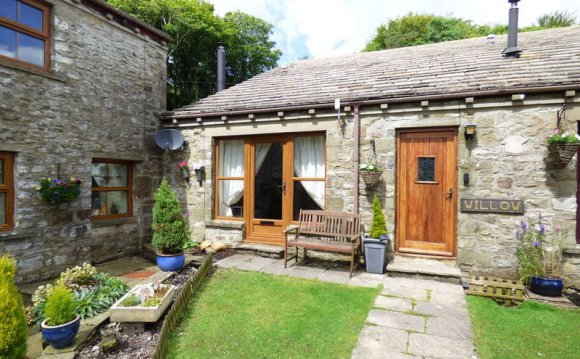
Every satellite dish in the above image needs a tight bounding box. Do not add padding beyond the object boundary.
[154,129,185,150]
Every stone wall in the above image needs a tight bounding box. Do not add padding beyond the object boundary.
[0,0,167,283]
[172,92,580,287]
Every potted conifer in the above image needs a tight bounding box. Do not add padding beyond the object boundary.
[40,286,80,349]
[152,179,190,271]
[364,196,390,274]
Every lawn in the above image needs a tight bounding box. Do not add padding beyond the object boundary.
[166,269,379,359]
[467,296,580,359]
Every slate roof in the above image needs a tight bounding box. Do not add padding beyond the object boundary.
[166,27,580,118]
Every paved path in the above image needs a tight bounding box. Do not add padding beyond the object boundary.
[215,254,477,359]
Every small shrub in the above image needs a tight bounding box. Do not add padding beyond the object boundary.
[56,263,97,291]
[120,295,141,307]
[142,297,162,307]
[0,256,27,359]
[44,286,77,326]
[152,179,190,254]
[369,196,388,239]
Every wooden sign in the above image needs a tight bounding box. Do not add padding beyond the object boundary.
[460,198,525,214]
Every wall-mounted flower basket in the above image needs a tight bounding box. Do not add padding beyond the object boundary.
[547,143,580,169]
[360,169,383,188]
[36,177,81,205]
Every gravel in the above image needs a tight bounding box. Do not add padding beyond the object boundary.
[75,249,236,359]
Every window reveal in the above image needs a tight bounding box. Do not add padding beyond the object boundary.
[91,160,133,219]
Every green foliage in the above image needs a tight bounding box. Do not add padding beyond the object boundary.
[120,295,141,307]
[536,10,576,28]
[28,266,128,326]
[43,286,77,327]
[36,177,81,205]
[515,217,567,282]
[467,296,580,359]
[546,129,580,144]
[0,256,27,359]
[104,0,281,109]
[364,11,576,51]
[142,297,162,307]
[183,239,199,250]
[167,269,379,358]
[56,263,97,291]
[152,179,190,254]
[369,196,387,239]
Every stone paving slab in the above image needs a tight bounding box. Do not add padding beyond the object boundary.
[408,333,476,359]
[316,269,351,285]
[374,295,414,312]
[351,325,410,359]
[366,310,425,332]
[383,286,429,302]
[427,316,473,340]
[288,265,327,280]
[234,256,278,271]
[214,254,257,268]
[385,277,465,295]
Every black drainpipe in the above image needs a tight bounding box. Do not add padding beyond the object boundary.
[216,43,226,92]
[502,0,522,57]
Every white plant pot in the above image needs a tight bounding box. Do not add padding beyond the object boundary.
[110,284,175,323]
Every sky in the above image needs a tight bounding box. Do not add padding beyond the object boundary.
[209,0,580,65]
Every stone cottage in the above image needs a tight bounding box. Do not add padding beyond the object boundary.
[162,27,580,287]
[0,0,169,282]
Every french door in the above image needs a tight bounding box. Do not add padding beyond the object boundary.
[214,134,325,245]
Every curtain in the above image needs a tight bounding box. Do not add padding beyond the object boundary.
[219,140,244,216]
[294,136,325,208]
[218,141,271,216]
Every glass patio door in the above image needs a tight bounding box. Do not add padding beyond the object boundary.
[247,137,291,243]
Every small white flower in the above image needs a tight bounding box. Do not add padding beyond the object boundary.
[562,131,569,137]
[360,163,368,170]
[575,134,580,141]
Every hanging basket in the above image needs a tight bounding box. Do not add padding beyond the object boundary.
[547,142,580,169]
[360,170,383,188]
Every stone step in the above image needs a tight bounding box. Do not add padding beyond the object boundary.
[386,255,463,284]
[234,243,285,259]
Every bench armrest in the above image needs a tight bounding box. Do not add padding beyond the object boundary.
[283,224,299,233]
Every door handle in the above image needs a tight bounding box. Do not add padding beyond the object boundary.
[446,188,453,199]
[278,182,286,194]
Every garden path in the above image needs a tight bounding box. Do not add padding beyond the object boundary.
[215,254,478,359]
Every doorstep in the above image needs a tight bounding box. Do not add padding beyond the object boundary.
[387,255,463,284]
[235,243,285,259]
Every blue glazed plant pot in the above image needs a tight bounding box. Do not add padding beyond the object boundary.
[156,252,185,272]
[529,276,564,297]
[41,315,80,349]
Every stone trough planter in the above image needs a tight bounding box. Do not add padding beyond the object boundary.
[110,283,175,323]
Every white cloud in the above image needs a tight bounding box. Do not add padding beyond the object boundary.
[209,0,580,64]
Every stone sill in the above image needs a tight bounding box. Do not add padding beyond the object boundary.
[0,230,40,242]
[0,59,66,82]
[91,217,138,228]
[564,245,580,256]
[205,220,244,229]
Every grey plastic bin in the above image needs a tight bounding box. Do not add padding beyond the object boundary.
[364,238,388,274]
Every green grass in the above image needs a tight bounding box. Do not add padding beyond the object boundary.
[467,296,580,359]
[167,269,379,359]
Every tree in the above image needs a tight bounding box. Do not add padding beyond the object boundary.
[369,196,387,239]
[152,179,190,254]
[364,11,576,52]
[105,0,281,109]
[536,11,576,28]
[222,11,282,85]
[0,256,27,359]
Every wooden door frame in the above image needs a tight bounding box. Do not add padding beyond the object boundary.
[395,127,458,257]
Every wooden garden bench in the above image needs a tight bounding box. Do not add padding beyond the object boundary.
[284,210,362,277]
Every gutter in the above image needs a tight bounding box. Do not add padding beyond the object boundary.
[162,84,580,121]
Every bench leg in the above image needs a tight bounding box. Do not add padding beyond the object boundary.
[349,251,355,278]
[284,242,288,268]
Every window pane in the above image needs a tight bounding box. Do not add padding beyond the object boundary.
[0,0,17,21]
[254,142,283,220]
[219,139,244,177]
[0,192,6,225]
[0,26,16,59]
[17,32,43,66]
[0,159,4,185]
[92,163,128,188]
[218,180,243,217]
[294,136,325,178]
[91,191,128,216]
[293,181,324,220]
[417,157,435,182]
[19,2,43,31]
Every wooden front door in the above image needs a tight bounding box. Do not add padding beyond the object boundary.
[247,136,292,244]
[396,128,457,257]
